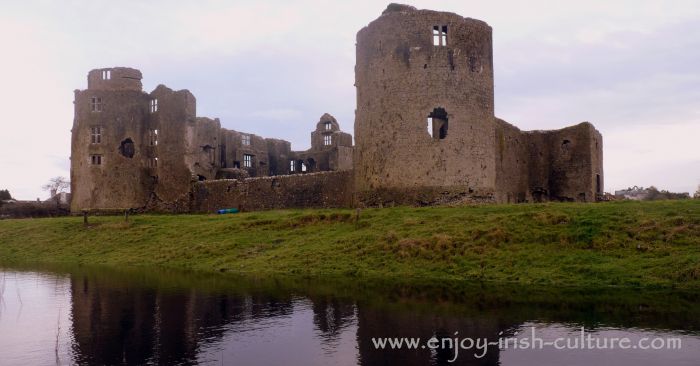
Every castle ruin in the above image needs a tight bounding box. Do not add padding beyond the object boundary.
[70,4,604,213]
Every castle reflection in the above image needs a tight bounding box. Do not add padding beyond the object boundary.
[66,267,700,366]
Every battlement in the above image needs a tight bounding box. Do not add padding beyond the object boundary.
[87,67,143,91]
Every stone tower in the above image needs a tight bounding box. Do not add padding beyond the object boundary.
[71,68,356,213]
[71,67,217,212]
[353,4,496,203]
[70,67,153,212]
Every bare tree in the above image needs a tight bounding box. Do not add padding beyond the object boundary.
[42,176,70,205]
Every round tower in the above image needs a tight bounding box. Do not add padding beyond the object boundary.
[353,4,496,204]
[87,67,143,91]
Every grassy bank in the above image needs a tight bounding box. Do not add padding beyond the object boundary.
[1,200,699,289]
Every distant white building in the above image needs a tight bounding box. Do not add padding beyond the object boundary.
[614,186,649,200]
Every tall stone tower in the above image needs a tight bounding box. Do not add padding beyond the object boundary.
[70,67,153,212]
[353,4,496,204]
[71,67,206,213]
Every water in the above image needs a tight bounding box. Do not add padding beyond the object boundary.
[0,265,699,365]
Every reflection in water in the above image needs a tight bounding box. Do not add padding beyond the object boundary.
[1,265,700,365]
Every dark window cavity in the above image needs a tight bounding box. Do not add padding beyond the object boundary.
[427,108,448,140]
[119,138,135,158]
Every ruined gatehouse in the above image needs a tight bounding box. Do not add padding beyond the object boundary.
[70,4,604,213]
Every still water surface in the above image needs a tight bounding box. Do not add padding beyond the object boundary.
[0,265,699,365]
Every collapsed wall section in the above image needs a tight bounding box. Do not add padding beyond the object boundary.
[495,120,604,203]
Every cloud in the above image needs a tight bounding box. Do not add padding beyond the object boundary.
[605,121,700,193]
[1,0,699,199]
[247,109,304,122]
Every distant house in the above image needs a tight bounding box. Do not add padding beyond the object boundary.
[614,186,649,200]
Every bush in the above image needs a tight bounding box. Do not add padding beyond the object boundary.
[0,201,70,219]
[644,186,690,201]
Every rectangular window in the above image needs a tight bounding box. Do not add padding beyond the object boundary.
[149,129,159,146]
[242,134,251,146]
[323,135,332,146]
[102,70,111,80]
[91,97,102,112]
[90,155,102,165]
[290,160,295,172]
[433,25,447,46]
[325,122,331,130]
[150,99,158,113]
[243,154,253,168]
[90,126,102,144]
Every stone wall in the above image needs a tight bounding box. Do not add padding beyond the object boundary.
[149,85,199,204]
[264,138,292,176]
[495,120,604,203]
[494,119,530,203]
[191,171,353,213]
[354,185,494,207]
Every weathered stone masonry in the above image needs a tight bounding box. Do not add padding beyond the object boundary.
[191,171,353,213]
[70,4,603,213]
[353,4,603,206]
[71,69,353,213]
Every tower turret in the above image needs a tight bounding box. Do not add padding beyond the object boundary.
[87,67,143,91]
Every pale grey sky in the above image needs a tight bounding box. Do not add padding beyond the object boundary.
[1,0,698,199]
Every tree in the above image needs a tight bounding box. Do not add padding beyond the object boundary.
[644,186,660,201]
[42,176,70,204]
[0,189,11,201]
[694,184,700,199]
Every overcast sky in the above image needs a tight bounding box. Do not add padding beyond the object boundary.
[1,0,698,199]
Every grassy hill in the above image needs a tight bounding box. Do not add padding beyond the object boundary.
[1,200,699,289]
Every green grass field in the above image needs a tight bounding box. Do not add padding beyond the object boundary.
[1,200,699,289]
